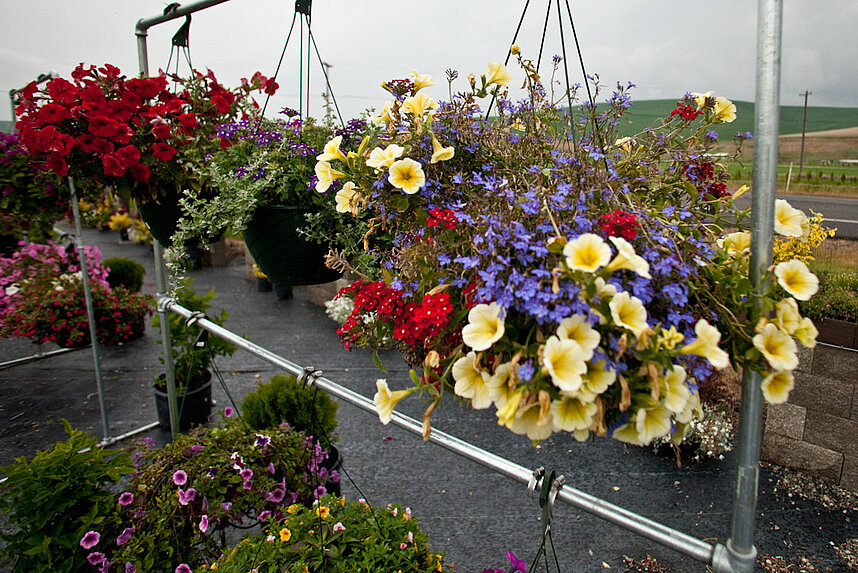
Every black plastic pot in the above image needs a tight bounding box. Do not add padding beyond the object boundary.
[243,205,341,286]
[154,371,213,432]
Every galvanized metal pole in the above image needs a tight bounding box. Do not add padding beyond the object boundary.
[723,0,783,571]
[68,176,111,441]
[135,0,234,437]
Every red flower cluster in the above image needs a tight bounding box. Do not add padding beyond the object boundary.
[682,160,729,199]
[426,208,458,230]
[393,292,453,349]
[598,209,639,240]
[670,103,703,121]
[14,63,273,200]
[336,280,453,352]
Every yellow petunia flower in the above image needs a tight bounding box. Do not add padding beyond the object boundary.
[510,398,553,441]
[712,96,737,123]
[485,62,512,87]
[452,351,493,409]
[486,362,515,407]
[542,336,588,393]
[614,136,634,153]
[551,395,597,432]
[366,144,404,170]
[314,505,330,519]
[761,370,795,404]
[753,323,798,372]
[373,379,417,424]
[680,319,729,369]
[718,231,751,257]
[370,101,396,127]
[774,259,819,301]
[774,199,807,237]
[461,302,505,351]
[635,405,673,445]
[579,359,616,399]
[605,236,651,279]
[430,135,455,164]
[410,69,436,92]
[611,421,645,446]
[335,182,361,215]
[775,297,801,335]
[496,389,523,429]
[793,317,818,349]
[608,291,649,339]
[660,365,691,414]
[401,93,438,118]
[562,233,611,273]
[388,158,426,195]
[556,314,600,360]
[315,135,347,163]
[279,528,292,542]
[314,161,344,193]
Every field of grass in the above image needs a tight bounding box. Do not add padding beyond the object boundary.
[611,99,858,140]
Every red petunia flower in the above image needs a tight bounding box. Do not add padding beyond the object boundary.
[46,154,68,176]
[76,134,113,156]
[129,163,151,183]
[46,78,78,104]
[102,153,126,177]
[88,114,121,139]
[178,113,199,132]
[263,77,279,96]
[152,124,171,140]
[114,145,141,169]
[152,142,178,162]
[125,76,167,100]
[35,103,70,127]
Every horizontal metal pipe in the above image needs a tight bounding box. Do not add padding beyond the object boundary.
[0,346,81,371]
[98,421,161,447]
[135,0,232,36]
[162,297,718,566]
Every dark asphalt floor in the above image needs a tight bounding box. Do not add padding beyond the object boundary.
[1,227,856,572]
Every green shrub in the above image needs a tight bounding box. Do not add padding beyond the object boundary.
[799,270,858,323]
[0,420,132,572]
[209,495,452,572]
[102,256,146,292]
[242,374,339,449]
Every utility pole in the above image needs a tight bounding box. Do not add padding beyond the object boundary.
[798,90,811,180]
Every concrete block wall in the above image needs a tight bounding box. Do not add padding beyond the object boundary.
[762,342,858,491]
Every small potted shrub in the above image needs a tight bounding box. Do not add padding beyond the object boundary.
[102,256,146,292]
[150,278,236,430]
[208,494,452,572]
[88,414,337,572]
[0,420,133,573]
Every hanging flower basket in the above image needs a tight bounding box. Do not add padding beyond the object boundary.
[137,194,183,246]
[243,205,341,286]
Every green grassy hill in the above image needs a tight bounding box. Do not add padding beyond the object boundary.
[609,100,858,139]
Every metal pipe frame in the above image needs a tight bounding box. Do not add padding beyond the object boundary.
[161,296,738,570]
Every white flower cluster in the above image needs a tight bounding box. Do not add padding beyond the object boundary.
[324,295,354,325]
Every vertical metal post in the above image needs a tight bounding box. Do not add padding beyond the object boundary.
[724,0,783,571]
[797,90,811,180]
[153,240,179,438]
[68,176,111,441]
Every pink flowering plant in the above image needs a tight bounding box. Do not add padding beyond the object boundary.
[321,52,821,447]
[0,241,151,347]
[89,413,339,572]
[205,495,452,572]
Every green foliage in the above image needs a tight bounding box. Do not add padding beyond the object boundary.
[0,420,132,572]
[799,270,858,323]
[242,374,339,449]
[106,417,335,572]
[209,495,452,572]
[151,278,236,391]
[102,256,146,292]
[0,132,67,249]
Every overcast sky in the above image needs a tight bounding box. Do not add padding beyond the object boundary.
[1,1,856,125]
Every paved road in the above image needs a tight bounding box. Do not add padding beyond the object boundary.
[735,193,858,239]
